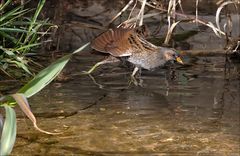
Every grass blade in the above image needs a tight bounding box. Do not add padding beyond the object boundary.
[0,9,30,27]
[10,60,32,75]
[0,27,29,33]
[24,0,46,44]
[0,0,12,11]
[0,31,18,44]
[0,105,16,155]
[16,42,41,51]
[0,5,24,22]
[18,54,71,98]
[18,42,89,98]
[72,42,90,54]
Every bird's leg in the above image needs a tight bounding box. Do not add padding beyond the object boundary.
[82,61,103,74]
[137,68,144,86]
[131,66,139,77]
[82,56,120,75]
[128,66,140,86]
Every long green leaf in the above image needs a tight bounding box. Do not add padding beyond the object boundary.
[31,0,46,25]
[0,28,29,33]
[0,105,16,155]
[16,42,41,51]
[0,0,12,11]
[0,5,23,22]
[73,42,90,54]
[11,21,53,26]
[24,0,46,44]
[0,31,18,44]
[18,42,89,98]
[24,23,44,52]
[18,54,71,98]
[0,26,51,34]
[10,60,32,75]
[0,9,30,27]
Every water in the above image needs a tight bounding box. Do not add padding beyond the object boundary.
[11,53,240,155]
[9,0,240,155]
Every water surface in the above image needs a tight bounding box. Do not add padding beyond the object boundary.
[12,54,240,155]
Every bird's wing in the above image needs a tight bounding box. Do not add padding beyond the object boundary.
[135,25,149,38]
[91,27,134,57]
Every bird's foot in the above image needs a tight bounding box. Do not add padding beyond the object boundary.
[88,74,104,89]
[82,66,98,75]
[82,70,92,75]
[81,62,101,75]
[129,75,138,86]
[128,76,143,87]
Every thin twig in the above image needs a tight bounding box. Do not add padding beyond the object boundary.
[165,0,177,44]
[195,0,199,27]
[108,0,134,25]
[164,21,180,44]
[138,0,226,36]
[128,0,138,20]
[124,12,161,24]
[177,0,184,14]
[137,0,147,26]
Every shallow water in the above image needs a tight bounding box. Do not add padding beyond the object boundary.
[8,0,240,155]
[11,53,240,155]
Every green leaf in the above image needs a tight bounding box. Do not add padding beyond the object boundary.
[0,8,30,27]
[18,54,72,98]
[18,42,90,98]
[16,42,41,51]
[0,31,18,44]
[31,0,46,26]
[10,60,32,75]
[0,27,29,33]
[0,0,12,11]
[24,0,46,44]
[0,105,17,156]
[73,42,90,54]
[0,5,24,22]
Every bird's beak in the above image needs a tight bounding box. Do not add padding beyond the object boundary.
[176,57,183,64]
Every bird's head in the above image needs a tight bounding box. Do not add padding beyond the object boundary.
[163,49,183,64]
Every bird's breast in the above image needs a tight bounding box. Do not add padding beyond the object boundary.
[127,50,166,70]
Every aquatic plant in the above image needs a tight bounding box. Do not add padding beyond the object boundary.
[0,0,239,155]
[0,41,89,155]
[0,1,88,155]
[0,0,54,77]
[109,0,239,55]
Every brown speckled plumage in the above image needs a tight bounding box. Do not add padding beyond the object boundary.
[91,25,183,71]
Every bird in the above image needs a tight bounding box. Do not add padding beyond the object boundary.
[84,24,183,84]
